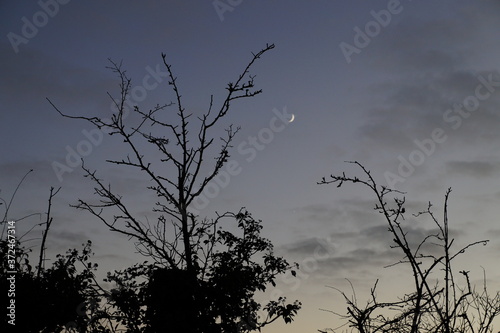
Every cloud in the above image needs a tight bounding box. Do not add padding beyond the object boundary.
[0,43,110,113]
[50,229,89,243]
[25,228,91,257]
[318,252,382,273]
[94,253,130,261]
[296,203,344,224]
[350,2,500,161]
[281,200,473,281]
[445,161,500,179]
[0,159,62,186]
[359,70,500,151]
[367,2,500,73]
[282,236,338,257]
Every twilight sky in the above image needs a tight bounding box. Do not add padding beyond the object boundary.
[1,1,500,332]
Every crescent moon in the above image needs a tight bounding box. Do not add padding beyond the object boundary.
[289,114,295,122]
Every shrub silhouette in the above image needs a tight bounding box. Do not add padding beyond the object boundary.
[1,239,97,332]
[319,161,500,333]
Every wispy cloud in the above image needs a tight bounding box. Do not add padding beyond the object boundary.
[445,160,500,179]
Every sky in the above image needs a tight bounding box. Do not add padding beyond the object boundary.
[1,0,500,332]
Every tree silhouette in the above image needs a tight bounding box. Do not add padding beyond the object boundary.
[1,179,101,332]
[49,43,301,332]
[319,161,500,333]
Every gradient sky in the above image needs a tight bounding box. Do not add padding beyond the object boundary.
[1,1,499,332]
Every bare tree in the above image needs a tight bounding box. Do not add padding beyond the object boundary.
[319,161,500,333]
[49,43,301,332]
